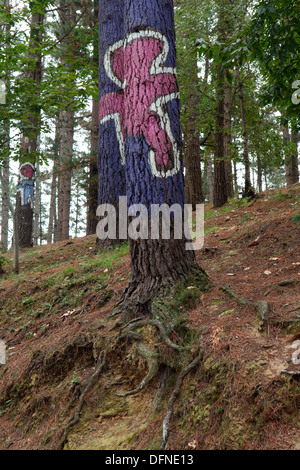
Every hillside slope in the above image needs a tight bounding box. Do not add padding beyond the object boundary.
[0,184,299,450]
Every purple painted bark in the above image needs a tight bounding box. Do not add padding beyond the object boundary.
[98,0,205,317]
[98,0,126,205]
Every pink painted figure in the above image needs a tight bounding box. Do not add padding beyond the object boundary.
[99,31,179,174]
[20,163,34,180]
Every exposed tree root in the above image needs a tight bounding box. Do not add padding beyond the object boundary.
[57,269,209,450]
[160,351,204,450]
[112,264,209,323]
[115,342,159,399]
[220,285,270,333]
[58,349,108,450]
[118,318,182,352]
[148,365,172,417]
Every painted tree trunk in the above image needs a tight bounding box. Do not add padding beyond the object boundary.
[123,0,198,306]
[98,0,126,244]
[98,0,203,315]
[16,162,35,248]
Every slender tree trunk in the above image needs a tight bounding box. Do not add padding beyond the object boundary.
[57,109,74,241]
[184,57,204,210]
[290,132,299,184]
[207,156,214,203]
[1,149,9,251]
[237,68,252,197]
[224,81,233,198]
[0,169,19,273]
[257,152,263,192]
[47,164,57,244]
[33,158,41,246]
[213,67,227,208]
[86,0,99,235]
[86,96,99,235]
[283,126,299,186]
[17,7,44,248]
[233,159,238,194]
[0,0,10,252]
[55,1,77,241]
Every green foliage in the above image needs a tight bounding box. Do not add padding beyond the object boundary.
[247,0,300,125]
[0,244,7,268]
[291,214,300,223]
[0,0,98,166]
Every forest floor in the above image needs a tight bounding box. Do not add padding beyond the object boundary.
[0,183,299,450]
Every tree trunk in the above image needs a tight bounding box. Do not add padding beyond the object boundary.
[184,57,204,210]
[257,152,263,192]
[290,132,299,184]
[33,158,41,246]
[0,167,19,272]
[101,0,206,317]
[47,164,57,244]
[57,109,74,241]
[283,126,299,186]
[86,0,99,235]
[86,96,99,235]
[98,0,126,246]
[224,81,233,198]
[213,67,227,208]
[1,148,9,251]
[233,159,238,193]
[207,156,214,203]
[237,68,252,197]
[17,6,44,248]
[55,1,78,241]
[0,0,10,252]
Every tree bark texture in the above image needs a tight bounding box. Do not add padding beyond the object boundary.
[224,81,233,198]
[283,126,299,186]
[86,0,99,235]
[0,148,9,251]
[47,164,57,244]
[0,0,10,252]
[184,56,204,210]
[16,7,44,248]
[124,0,196,285]
[57,109,74,241]
[237,68,252,197]
[98,0,126,244]
[213,67,227,208]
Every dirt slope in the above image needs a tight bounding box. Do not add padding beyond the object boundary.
[0,184,299,450]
